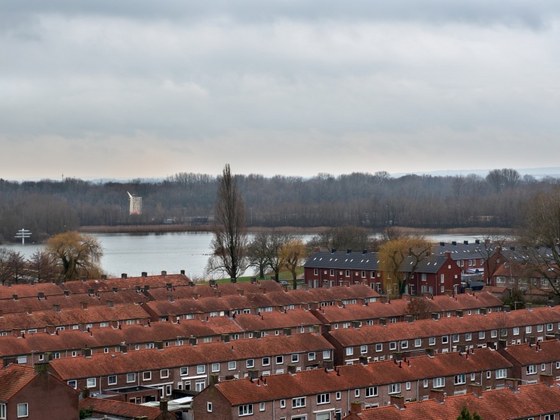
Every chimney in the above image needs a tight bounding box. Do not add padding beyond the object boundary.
[37,292,45,300]
[141,272,148,277]
[209,374,220,385]
[475,239,480,244]
[452,241,457,246]
[540,374,554,387]
[359,355,368,365]
[430,389,445,403]
[390,395,406,410]
[506,378,519,392]
[101,274,107,280]
[112,287,118,293]
[287,365,297,375]
[180,269,185,275]
[121,273,127,279]
[189,336,197,346]
[467,384,483,398]
[120,344,128,353]
[159,399,168,414]
[52,304,60,312]
[12,294,18,301]
[464,240,469,245]
[379,318,387,326]
[350,401,362,414]
[161,270,167,276]
[346,249,351,254]
[331,248,336,254]
[63,290,70,296]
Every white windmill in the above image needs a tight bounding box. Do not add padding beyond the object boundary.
[127,192,142,215]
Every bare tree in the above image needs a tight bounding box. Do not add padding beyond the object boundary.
[518,190,560,297]
[207,164,248,282]
[247,232,270,279]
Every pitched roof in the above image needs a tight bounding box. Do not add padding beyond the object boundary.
[80,397,161,420]
[0,364,37,400]
[327,306,560,347]
[209,348,511,406]
[305,251,379,270]
[501,339,560,365]
[49,333,333,380]
[356,383,560,420]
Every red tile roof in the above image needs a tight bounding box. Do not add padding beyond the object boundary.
[80,397,161,420]
[49,333,333,380]
[0,364,37,400]
[210,348,511,405]
[355,383,560,420]
[232,309,320,331]
[501,339,560,365]
[328,306,560,347]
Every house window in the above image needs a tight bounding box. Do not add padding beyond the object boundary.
[292,397,306,408]
[375,343,383,352]
[423,379,429,388]
[360,345,368,354]
[207,402,213,413]
[406,382,411,391]
[161,369,169,378]
[388,383,401,394]
[491,330,497,338]
[228,361,237,370]
[429,337,436,346]
[389,342,397,351]
[108,375,117,385]
[345,270,350,277]
[280,400,286,408]
[547,323,554,332]
[246,359,255,369]
[354,389,360,398]
[452,334,460,343]
[441,336,449,344]
[197,365,205,374]
[366,386,378,397]
[323,350,331,360]
[455,374,466,385]
[308,352,316,361]
[496,369,507,379]
[238,404,253,416]
[127,373,136,383]
[465,333,472,341]
[317,393,330,404]
[486,371,491,379]
[17,403,28,418]
[314,268,318,275]
[0,403,5,420]
[537,325,544,333]
[143,371,152,381]
[291,354,299,363]
[526,326,532,333]
[433,377,445,388]
[479,331,486,340]
[513,327,520,336]
[276,356,284,365]
[527,365,537,375]
[259,402,266,412]
[346,347,354,356]
[336,391,342,400]
[67,380,77,389]
[415,338,422,347]
[180,367,188,376]
[262,357,271,366]
[86,378,96,388]
[400,340,408,349]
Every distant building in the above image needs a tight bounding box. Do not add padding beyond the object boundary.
[127,192,142,215]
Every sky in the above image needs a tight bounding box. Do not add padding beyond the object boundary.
[1,1,560,180]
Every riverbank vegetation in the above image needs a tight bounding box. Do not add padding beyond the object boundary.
[0,168,557,244]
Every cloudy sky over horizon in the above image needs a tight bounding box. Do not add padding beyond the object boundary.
[2,1,560,180]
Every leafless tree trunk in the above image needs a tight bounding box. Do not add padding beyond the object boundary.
[207,164,248,282]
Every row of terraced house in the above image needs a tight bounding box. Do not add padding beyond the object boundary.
[1,268,560,419]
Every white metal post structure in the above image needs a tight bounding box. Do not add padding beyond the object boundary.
[15,228,32,245]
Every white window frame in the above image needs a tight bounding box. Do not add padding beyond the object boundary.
[238,404,253,416]
[17,403,28,418]
[86,377,96,388]
[292,397,306,408]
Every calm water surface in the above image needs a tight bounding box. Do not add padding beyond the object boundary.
[2,232,487,279]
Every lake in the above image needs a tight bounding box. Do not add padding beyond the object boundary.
[2,232,489,279]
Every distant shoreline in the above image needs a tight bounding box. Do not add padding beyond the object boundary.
[78,224,513,237]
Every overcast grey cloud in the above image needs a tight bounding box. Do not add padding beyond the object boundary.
[1,1,560,179]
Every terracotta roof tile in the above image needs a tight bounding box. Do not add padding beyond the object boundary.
[359,383,560,420]
[80,397,161,420]
[0,364,37,400]
[211,348,511,405]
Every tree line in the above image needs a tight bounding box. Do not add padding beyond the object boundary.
[1,169,559,243]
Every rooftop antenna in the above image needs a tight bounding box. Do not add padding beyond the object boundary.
[15,228,32,245]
